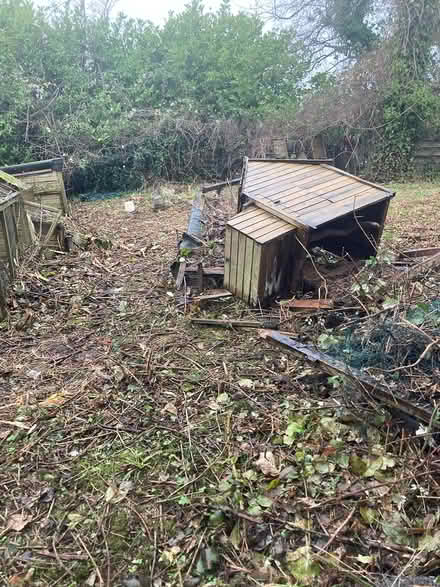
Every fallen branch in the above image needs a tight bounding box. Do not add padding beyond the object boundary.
[395,251,440,282]
[259,330,440,429]
[399,247,440,259]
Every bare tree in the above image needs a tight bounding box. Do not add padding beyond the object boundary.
[89,0,119,20]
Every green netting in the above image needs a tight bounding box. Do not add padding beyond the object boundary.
[323,301,440,376]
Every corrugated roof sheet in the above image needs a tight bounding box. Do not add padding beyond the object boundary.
[227,205,295,243]
[241,159,394,229]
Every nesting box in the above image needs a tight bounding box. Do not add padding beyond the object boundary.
[226,158,394,306]
[1,158,69,215]
[224,206,299,306]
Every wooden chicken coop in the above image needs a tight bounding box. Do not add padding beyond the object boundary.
[224,158,395,307]
[0,158,69,215]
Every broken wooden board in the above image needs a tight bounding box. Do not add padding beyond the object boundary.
[280,298,334,310]
[259,329,440,429]
[175,260,186,289]
[184,266,224,277]
[193,290,233,303]
[192,317,279,329]
[202,178,240,193]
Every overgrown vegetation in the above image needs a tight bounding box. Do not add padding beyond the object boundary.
[1,0,440,191]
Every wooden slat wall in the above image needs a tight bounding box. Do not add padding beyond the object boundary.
[18,169,69,214]
[414,140,440,170]
[0,193,30,279]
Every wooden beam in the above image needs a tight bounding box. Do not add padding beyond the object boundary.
[0,158,64,175]
[192,317,279,329]
[259,330,439,429]
[202,178,240,193]
[280,298,334,310]
[248,159,334,164]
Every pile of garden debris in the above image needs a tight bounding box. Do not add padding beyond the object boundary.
[2,188,440,587]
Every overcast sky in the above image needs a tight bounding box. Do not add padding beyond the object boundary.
[36,0,253,25]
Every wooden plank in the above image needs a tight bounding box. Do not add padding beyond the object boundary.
[304,188,377,216]
[265,175,354,202]
[246,217,290,240]
[248,158,333,164]
[266,193,329,212]
[283,196,329,214]
[280,298,334,310]
[325,183,375,204]
[242,237,254,304]
[246,161,297,181]
[57,171,69,215]
[0,157,63,175]
[258,239,272,305]
[1,210,15,279]
[235,232,247,299]
[320,164,394,196]
[256,224,296,244]
[228,208,270,230]
[229,228,239,295]
[176,260,186,289]
[191,317,278,328]
[246,168,335,197]
[193,290,232,302]
[245,164,312,189]
[249,243,262,306]
[248,197,313,228]
[224,226,232,289]
[24,200,63,214]
[0,192,19,212]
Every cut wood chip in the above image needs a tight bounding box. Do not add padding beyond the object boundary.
[255,451,280,477]
[280,298,334,310]
[39,392,68,407]
[5,513,33,532]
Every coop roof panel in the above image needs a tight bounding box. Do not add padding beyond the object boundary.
[227,205,295,244]
[242,159,394,229]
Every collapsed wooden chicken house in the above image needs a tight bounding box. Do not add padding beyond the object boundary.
[0,158,69,215]
[224,158,395,307]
